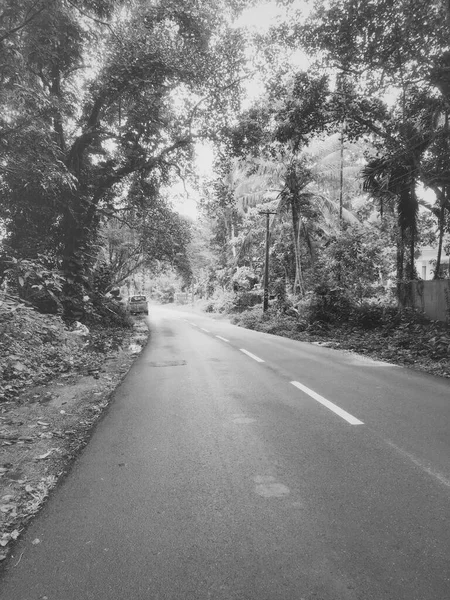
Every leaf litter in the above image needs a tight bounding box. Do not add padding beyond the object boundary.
[0,309,148,565]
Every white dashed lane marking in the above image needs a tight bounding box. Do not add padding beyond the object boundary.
[253,476,290,498]
[290,381,363,425]
[240,349,265,363]
[187,323,363,427]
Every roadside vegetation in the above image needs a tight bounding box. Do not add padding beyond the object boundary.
[231,305,450,378]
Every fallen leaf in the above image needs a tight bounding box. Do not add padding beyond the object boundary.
[34,449,57,460]
[12,362,26,372]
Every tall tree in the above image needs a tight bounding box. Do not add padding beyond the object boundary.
[0,0,248,315]
[290,0,450,280]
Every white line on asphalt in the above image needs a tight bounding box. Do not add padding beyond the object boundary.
[290,381,364,425]
[216,336,229,342]
[240,349,265,363]
[189,322,198,327]
[384,439,450,488]
[200,328,210,333]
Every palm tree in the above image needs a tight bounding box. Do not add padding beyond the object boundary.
[362,155,418,281]
[227,142,362,295]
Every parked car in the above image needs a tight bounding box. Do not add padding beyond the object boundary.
[127,295,149,315]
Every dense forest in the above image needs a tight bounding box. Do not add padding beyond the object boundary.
[1,0,450,327]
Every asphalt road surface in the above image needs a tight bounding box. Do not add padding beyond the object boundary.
[1,305,450,600]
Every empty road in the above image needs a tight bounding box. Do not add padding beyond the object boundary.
[1,305,450,600]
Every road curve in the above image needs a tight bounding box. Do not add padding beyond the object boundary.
[1,305,449,600]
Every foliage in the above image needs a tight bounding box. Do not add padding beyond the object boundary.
[2,255,64,314]
[232,303,450,377]
[150,268,184,304]
[0,292,132,402]
[231,266,258,291]
[100,187,193,291]
[0,0,247,319]
[314,224,393,303]
[203,289,237,313]
[291,0,450,280]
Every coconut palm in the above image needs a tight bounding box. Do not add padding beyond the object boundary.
[225,136,363,295]
[362,155,419,281]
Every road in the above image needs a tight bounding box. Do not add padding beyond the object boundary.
[1,305,450,600]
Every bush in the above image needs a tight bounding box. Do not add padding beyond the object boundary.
[232,307,303,337]
[234,290,262,311]
[3,256,64,314]
[308,284,353,324]
[349,302,385,329]
[204,289,238,313]
[231,306,263,329]
[87,295,134,328]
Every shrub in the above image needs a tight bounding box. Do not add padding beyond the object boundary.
[87,295,133,328]
[204,289,237,313]
[308,284,353,324]
[349,302,385,329]
[232,307,302,337]
[3,256,64,314]
[231,306,262,329]
[234,290,262,312]
[232,266,258,291]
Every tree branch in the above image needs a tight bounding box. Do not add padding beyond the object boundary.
[0,0,49,44]
[187,72,254,136]
[64,0,120,42]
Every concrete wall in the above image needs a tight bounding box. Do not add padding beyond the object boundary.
[415,246,450,280]
[399,280,450,323]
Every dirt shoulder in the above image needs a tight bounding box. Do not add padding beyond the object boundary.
[0,318,148,563]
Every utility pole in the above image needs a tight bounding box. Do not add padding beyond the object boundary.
[259,210,277,312]
[339,119,345,224]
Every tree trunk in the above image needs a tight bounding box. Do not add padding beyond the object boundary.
[290,198,304,296]
[397,226,405,281]
[409,227,416,280]
[435,194,446,279]
[408,180,418,280]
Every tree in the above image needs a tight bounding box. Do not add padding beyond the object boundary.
[0,0,248,317]
[289,0,450,281]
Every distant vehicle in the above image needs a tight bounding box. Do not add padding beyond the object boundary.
[128,295,148,315]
